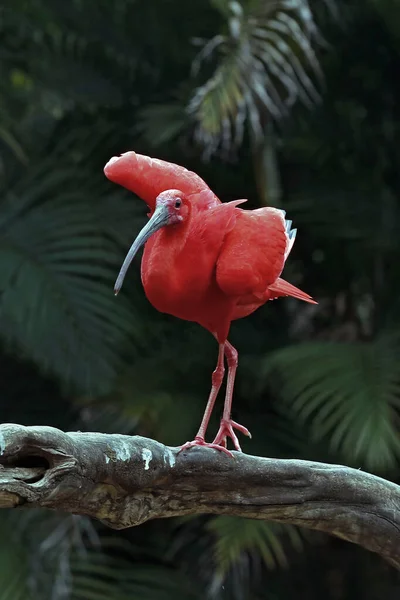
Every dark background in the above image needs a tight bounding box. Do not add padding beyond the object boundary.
[1,0,400,598]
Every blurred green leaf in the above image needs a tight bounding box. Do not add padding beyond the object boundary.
[187,0,330,154]
[263,337,400,471]
[207,516,303,581]
[0,154,141,394]
[0,0,400,598]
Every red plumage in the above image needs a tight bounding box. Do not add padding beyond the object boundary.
[104,151,219,211]
[104,151,316,455]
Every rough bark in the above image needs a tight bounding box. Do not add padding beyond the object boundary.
[0,423,399,569]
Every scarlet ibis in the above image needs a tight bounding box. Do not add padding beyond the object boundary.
[104,151,316,456]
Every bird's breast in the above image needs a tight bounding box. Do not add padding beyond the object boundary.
[140,229,232,329]
[141,238,208,316]
[142,266,208,319]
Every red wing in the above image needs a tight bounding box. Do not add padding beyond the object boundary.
[162,199,246,274]
[104,151,219,210]
[216,207,288,297]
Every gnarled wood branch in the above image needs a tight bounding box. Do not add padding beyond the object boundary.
[1,423,399,569]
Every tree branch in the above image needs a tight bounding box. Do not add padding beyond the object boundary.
[1,423,399,569]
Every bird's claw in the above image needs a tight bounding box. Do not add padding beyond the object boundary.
[178,436,234,457]
[212,419,251,452]
[178,420,251,456]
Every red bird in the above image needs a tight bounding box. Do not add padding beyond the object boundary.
[104,151,316,456]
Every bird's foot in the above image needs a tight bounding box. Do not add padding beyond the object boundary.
[212,419,251,452]
[178,436,234,457]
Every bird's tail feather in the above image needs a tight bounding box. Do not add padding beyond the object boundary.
[268,278,317,304]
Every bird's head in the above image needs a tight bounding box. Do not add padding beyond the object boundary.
[114,189,188,295]
[155,189,190,224]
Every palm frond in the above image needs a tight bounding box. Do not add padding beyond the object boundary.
[188,0,333,154]
[0,155,144,394]
[262,337,400,471]
[207,516,303,582]
[21,511,100,599]
[70,538,201,600]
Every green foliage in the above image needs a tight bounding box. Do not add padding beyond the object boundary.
[136,101,189,149]
[263,338,400,472]
[1,0,400,598]
[0,511,203,600]
[71,548,201,600]
[187,0,330,154]
[0,151,142,393]
[0,515,32,600]
[208,516,303,576]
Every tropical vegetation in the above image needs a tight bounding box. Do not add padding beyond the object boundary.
[1,0,400,598]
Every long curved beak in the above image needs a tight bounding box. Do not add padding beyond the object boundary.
[114,204,169,295]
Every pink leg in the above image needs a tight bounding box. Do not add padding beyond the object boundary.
[179,344,233,457]
[212,341,251,452]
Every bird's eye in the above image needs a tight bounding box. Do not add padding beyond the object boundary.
[174,199,182,209]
